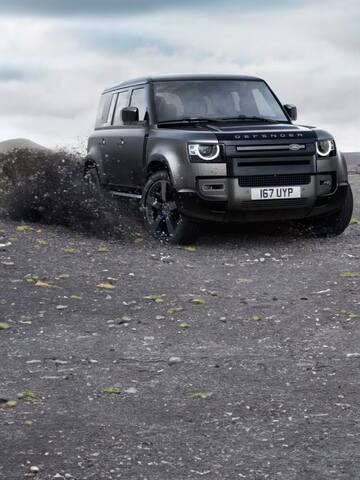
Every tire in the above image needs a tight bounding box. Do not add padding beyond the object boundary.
[142,170,199,244]
[308,185,354,237]
[84,165,102,197]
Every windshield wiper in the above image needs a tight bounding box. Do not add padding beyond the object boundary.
[158,115,283,125]
[222,115,282,123]
[157,117,221,125]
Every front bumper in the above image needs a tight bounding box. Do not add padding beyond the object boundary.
[175,139,348,223]
[177,178,349,224]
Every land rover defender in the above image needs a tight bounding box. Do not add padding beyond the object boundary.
[85,74,353,244]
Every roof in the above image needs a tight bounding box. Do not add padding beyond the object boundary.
[103,74,263,93]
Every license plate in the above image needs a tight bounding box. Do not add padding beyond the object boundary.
[251,186,301,200]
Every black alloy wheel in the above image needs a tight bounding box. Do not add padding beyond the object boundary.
[142,171,199,244]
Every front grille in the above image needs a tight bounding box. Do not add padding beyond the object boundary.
[238,174,311,188]
[241,199,309,209]
[236,160,311,167]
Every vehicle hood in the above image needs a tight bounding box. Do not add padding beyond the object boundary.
[210,123,321,141]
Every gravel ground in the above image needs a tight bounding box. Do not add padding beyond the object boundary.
[0,174,359,480]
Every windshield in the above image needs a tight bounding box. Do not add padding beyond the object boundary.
[153,80,288,123]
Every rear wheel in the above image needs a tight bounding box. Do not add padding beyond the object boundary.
[142,171,199,244]
[307,185,353,237]
[84,165,101,191]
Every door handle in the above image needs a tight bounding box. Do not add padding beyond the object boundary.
[117,139,125,146]
[100,138,106,145]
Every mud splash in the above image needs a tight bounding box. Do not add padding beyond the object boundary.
[0,148,139,237]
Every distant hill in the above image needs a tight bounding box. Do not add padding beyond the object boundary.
[0,138,49,154]
[343,152,360,165]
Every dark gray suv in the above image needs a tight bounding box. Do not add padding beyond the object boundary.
[85,74,353,244]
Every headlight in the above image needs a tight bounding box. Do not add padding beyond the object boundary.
[316,140,335,157]
[188,143,220,161]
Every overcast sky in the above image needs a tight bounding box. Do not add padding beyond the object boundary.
[0,0,359,151]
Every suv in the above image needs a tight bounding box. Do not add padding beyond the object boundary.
[85,74,353,244]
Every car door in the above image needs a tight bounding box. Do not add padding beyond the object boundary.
[93,91,117,184]
[102,89,130,185]
[107,86,148,189]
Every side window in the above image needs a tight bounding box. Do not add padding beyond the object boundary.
[107,93,118,125]
[96,93,112,127]
[113,90,129,126]
[130,88,147,121]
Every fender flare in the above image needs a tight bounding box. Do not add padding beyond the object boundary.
[83,157,104,179]
[337,151,349,184]
[146,154,175,183]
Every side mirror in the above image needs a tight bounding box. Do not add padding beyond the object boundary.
[122,107,139,123]
[284,104,297,121]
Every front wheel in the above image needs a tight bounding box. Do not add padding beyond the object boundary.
[142,171,199,244]
[307,185,354,237]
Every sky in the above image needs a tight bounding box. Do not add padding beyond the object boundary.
[0,0,359,151]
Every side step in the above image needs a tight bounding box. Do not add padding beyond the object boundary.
[110,191,142,200]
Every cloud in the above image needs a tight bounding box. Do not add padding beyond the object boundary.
[0,67,27,82]
[0,0,296,16]
[0,0,359,151]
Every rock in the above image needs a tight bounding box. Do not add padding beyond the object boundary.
[168,356,182,365]
[124,387,138,394]
[30,466,40,474]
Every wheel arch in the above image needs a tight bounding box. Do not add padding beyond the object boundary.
[83,157,104,181]
[84,157,98,171]
[146,155,174,182]
[336,151,349,184]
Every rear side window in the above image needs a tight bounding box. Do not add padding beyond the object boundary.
[96,93,112,127]
[130,88,147,121]
[107,93,118,124]
[113,90,129,126]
